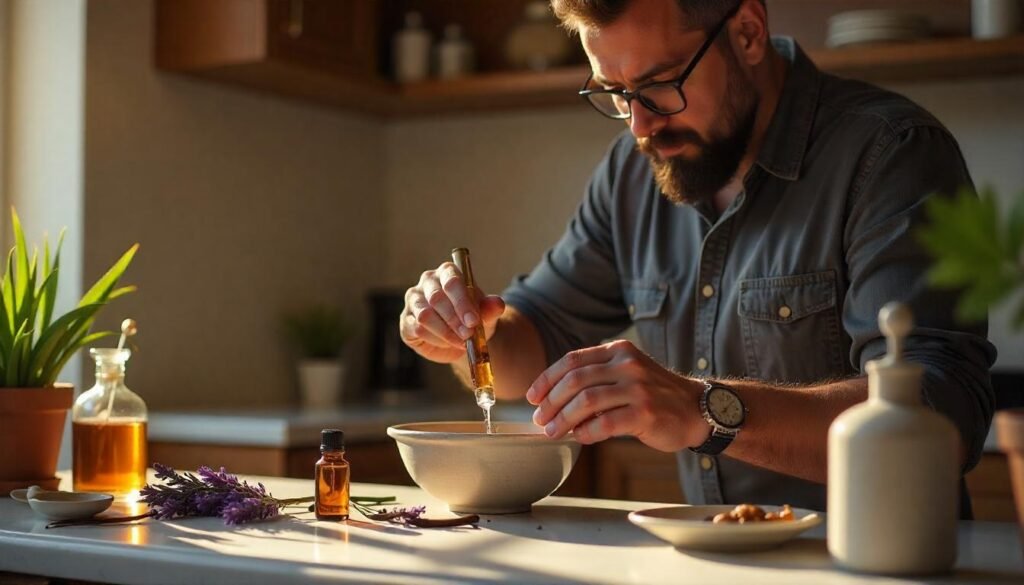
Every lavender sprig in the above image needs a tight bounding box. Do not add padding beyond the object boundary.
[139,463,312,525]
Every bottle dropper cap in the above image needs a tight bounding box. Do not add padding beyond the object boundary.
[321,429,345,451]
[451,248,476,287]
[867,302,923,404]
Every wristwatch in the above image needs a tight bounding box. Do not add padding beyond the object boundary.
[689,381,747,455]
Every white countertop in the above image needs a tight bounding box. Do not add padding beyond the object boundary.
[1,475,1021,585]
[148,402,534,447]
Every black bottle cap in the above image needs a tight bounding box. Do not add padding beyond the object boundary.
[321,429,345,451]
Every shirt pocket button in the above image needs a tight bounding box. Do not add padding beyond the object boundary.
[778,305,792,319]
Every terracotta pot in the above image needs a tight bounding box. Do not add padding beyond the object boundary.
[0,384,73,495]
[996,408,1024,552]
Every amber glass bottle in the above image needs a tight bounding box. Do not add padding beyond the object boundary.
[315,429,350,520]
[72,348,148,494]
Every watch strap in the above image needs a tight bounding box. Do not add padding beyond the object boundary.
[688,429,735,455]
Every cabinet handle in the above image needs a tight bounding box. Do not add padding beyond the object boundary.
[286,0,304,38]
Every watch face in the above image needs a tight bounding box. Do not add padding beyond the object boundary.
[707,387,744,429]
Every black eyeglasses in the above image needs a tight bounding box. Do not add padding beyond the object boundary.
[579,5,740,120]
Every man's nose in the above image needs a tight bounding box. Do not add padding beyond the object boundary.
[628,99,668,140]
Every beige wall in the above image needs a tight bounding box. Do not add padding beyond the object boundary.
[85,0,387,410]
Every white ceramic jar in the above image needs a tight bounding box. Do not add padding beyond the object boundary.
[972,0,1022,39]
[827,303,960,575]
[393,11,432,83]
[435,24,475,80]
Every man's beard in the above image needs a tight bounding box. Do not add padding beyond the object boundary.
[636,52,758,206]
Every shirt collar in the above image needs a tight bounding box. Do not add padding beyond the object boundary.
[755,37,821,181]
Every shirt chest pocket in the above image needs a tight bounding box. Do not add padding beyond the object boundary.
[737,271,844,383]
[624,283,668,364]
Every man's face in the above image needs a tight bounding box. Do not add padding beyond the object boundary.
[581,0,759,205]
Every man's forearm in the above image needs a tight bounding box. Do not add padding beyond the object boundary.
[451,306,547,402]
[725,377,868,484]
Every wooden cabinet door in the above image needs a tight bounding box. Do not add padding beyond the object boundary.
[267,0,378,77]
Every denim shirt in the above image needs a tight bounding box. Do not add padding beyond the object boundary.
[503,38,996,512]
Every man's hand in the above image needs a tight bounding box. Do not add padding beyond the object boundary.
[399,262,505,364]
[527,339,708,451]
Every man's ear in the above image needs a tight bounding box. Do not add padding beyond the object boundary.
[729,0,770,67]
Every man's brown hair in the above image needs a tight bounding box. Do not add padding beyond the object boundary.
[550,0,744,33]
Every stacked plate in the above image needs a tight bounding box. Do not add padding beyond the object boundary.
[826,10,931,48]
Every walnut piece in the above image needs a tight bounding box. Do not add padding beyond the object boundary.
[709,503,795,523]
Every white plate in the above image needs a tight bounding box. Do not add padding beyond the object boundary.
[826,29,929,48]
[628,505,822,552]
[828,10,929,30]
[9,487,114,520]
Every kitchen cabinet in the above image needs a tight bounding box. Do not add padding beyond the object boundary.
[155,0,395,115]
[965,452,1017,522]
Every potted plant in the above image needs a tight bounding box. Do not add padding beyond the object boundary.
[917,186,1023,543]
[0,210,137,495]
[283,304,351,409]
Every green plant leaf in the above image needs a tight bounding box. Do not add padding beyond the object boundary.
[1014,295,1024,331]
[6,322,30,387]
[918,187,1024,327]
[108,285,137,301]
[1007,191,1024,262]
[283,304,351,358]
[78,244,139,307]
[36,231,63,335]
[40,330,116,387]
[3,249,16,334]
[11,209,30,319]
[0,209,136,387]
[27,303,107,386]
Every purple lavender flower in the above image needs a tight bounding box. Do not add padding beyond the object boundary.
[140,463,287,525]
[222,497,279,525]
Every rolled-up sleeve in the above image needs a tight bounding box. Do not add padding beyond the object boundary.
[843,123,998,473]
[503,136,633,365]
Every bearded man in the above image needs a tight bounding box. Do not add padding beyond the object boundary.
[398,0,995,516]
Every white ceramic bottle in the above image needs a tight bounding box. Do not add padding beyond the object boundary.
[393,11,432,83]
[436,24,475,80]
[828,302,959,575]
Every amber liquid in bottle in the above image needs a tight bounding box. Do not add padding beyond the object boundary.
[452,247,496,433]
[315,450,350,520]
[72,419,148,493]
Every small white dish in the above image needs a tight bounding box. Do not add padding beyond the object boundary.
[10,486,114,520]
[628,504,822,552]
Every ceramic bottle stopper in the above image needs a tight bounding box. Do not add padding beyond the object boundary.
[828,302,959,574]
[393,11,431,83]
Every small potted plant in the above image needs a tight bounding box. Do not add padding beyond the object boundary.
[918,186,1024,543]
[0,209,137,495]
[283,304,351,409]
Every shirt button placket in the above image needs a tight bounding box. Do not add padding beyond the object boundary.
[695,222,732,506]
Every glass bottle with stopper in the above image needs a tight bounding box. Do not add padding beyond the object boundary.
[828,303,959,575]
[72,319,148,495]
[451,247,496,434]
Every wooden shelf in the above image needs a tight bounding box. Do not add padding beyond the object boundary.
[809,35,1024,82]
[395,67,587,116]
[158,33,1024,118]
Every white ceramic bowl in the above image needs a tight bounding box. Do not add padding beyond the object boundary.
[11,486,114,521]
[387,421,581,514]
